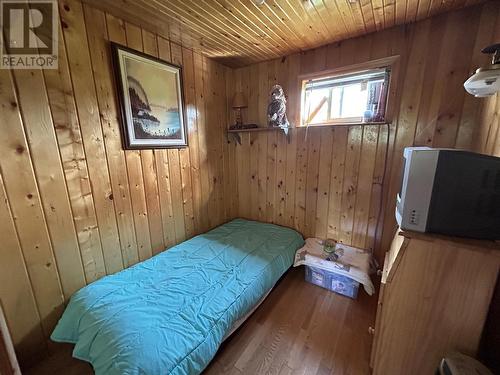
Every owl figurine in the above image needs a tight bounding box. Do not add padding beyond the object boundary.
[267,85,289,129]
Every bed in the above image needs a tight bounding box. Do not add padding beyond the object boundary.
[51,218,304,375]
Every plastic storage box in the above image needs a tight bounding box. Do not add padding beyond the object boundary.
[305,265,359,299]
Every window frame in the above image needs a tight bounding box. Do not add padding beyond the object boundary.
[298,56,400,128]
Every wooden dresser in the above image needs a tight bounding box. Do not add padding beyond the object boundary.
[370,230,500,375]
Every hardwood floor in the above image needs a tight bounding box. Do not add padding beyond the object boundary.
[26,268,377,375]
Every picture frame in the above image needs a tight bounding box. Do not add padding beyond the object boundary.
[111,42,188,149]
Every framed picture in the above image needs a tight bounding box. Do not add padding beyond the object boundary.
[111,43,187,149]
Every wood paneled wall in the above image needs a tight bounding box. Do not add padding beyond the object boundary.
[0,0,236,365]
[475,73,500,375]
[2,0,499,367]
[231,2,500,261]
[476,93,500,157]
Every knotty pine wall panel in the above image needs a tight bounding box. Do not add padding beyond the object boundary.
[231,2,500,262]
[2,0,498,367]
[475,36,500,374]
[0,0,237,365]
[476,94,500,157]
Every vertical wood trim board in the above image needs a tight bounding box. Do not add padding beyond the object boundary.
[477,94,500,157]
[0,0,236,365]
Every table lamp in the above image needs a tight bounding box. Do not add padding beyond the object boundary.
[232,92,247,129]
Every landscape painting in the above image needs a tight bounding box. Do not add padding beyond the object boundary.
[112,43,187,149]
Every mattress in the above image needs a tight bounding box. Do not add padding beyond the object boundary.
[222,286,272,341]
[51,218,304,375]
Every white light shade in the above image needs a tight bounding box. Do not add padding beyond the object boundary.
[464,68,500,97]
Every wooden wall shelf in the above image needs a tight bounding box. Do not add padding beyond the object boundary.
[227,126,291,144]
[227,127,273,133]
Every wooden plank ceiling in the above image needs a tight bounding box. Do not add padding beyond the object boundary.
[82,0,485,67]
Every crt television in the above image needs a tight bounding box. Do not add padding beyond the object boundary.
[396,147,500,240]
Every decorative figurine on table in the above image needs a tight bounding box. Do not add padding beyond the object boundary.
[322,238,342,262]
[322,238,337,253]
[267,85,290,135]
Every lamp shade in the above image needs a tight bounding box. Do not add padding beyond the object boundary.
[232,92,247,108]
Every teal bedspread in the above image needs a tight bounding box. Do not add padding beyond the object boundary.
[51,219,304,375]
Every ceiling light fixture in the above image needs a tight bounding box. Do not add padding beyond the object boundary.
[252,0,266,5]
[464,44,500,97]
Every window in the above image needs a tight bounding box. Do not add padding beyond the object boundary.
[300,67,391,126]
